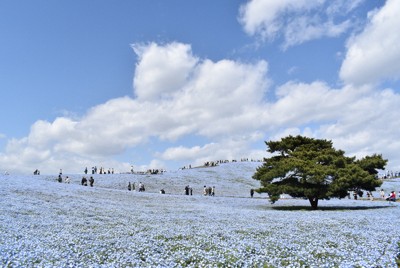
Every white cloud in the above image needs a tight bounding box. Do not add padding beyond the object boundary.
[159,144,217,161]
[266,81,363,126]
[0,43,270,174]
[261,82,400,169]
[174,59,270,138]
[238,0,358,49]
[29,118,78,149]
[132,42,198,101]
[326,0,364,16]
[283,17,351,49]
[319,87,400,166]
[340,0,400,85]
[238,0,313,38]
[287,66,298,75]
[2,40,400,174]
[155,76,400,170]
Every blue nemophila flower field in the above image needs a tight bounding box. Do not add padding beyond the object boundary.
[1,162,399,267]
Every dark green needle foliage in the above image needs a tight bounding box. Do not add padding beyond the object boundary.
[253,135,387,209]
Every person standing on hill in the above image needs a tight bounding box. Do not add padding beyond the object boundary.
[185,185,190,195]
[89,176,94,187]
[380,189,385,199]
[139,182,145,192]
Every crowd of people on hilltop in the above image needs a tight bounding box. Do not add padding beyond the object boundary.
[203,159,263,167]
[129,166,166,175]
[146,169,165,175]
[381,171,400,179]
[204,161,218,167]
[84,166,114,175]
[180,158,264,170]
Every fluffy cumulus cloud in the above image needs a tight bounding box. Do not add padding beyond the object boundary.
[261,84,400,172]
[2,38,400,174]
[132,42,198,101]
[0,43,271,174]
[340,0,400,85]
[238,0,359,49]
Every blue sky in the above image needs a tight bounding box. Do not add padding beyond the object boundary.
[1,0,400,174]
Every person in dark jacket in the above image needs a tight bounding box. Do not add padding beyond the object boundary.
[89,176,94,187]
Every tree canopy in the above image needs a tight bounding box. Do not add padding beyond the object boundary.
[253,135,387,209]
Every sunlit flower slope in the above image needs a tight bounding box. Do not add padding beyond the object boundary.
[1,162,400,267]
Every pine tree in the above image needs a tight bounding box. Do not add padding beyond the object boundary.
[253,135,387,209]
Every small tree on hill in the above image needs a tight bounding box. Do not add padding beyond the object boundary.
[253,135,387,209]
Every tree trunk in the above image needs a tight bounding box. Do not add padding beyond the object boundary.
[308,197,319,210]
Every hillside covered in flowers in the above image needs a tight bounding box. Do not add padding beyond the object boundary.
[1,162,400,267]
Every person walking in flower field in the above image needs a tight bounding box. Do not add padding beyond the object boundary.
[380,189,385,199]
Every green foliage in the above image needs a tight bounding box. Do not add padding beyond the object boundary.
[253,135,386,209]
[396,242,400,266]
[356,154,387,176]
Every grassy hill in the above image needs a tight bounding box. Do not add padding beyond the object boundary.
[42,161,264,197]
